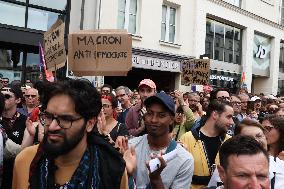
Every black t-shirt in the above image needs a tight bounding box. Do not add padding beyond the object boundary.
[2,112,27,189]
[110,122,129,142]
[2,113,27,144]
[200,131,222,169]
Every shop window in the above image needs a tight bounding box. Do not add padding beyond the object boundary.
[117,0,138,34]
[279,42,284,73]
[161,4,176,43]
[234,28,241,64]
[0,2,25,27]
[27,8,59,31]
[205,20,214,59]
[0,49,23,84]
[26,53,40,82]
[205,18,242,64]
[224,25,234,63]
[0,49,23,69]
[214,23,224,61]
[229,54,233,62]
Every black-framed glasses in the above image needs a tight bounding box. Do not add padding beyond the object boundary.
[39,111,83,129]
[102,90,110,94]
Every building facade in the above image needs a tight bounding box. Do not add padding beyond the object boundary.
[69,0,284,94]
[2,0,284,94]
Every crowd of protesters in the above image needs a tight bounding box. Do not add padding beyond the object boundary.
[0,77,282,189]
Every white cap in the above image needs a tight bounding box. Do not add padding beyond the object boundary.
[250,96,261,102]
[267,94,277,100]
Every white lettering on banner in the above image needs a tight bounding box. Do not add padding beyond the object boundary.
[132,55,181,72]
[255,45,267,59]
[210,75,234,82]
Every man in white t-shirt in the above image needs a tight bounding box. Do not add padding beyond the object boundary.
[117,92,194,189]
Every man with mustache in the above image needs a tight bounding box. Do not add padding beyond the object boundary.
[12,79,128,189]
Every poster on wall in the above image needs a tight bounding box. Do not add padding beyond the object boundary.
[181,59,210,86]
[68,29,132,76]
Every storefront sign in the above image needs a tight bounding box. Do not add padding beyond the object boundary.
[132,55,181,72]
[255,45,267,59]
[68,29,132,76]
[210,75,234,82]
[181,59,210,85]
[44,19,66,69]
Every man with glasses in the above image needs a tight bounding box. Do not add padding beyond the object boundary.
[2,78,9,88]
[17,88,39,117]
[210,89,231,103]
[116,86,132,124]
[101,84,113,95]
[1,86,27,189]
[12,79,128,189]
[229,95,242,136]
[238,93,249,121]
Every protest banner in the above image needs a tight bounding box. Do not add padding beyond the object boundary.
[68,29,132,76]
[44,19,66,69]
[181,59,210,86]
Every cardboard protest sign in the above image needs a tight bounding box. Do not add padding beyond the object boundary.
[68,29,132,76]
[44,19,66,69]
[181,59,210,85]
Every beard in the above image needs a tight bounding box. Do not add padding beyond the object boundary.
[215,121,228,135]
[42,123,86,158]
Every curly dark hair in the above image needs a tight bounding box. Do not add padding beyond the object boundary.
[41,78,102,120]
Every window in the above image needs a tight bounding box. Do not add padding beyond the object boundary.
[205,19,242,64]
[279,42,284,73]
[27,8,59,31]
[227,0,241,7]
[281,0,284,25]
[29,0,67,10]
[117,0,137,34]
[0,0,66,31]
[0,2,25,27]
[161,5,176,43]
[26,53,40,81]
